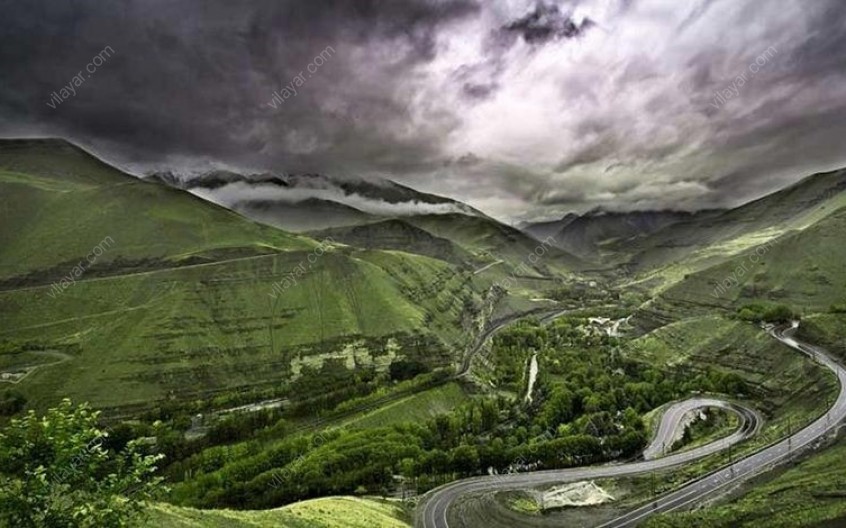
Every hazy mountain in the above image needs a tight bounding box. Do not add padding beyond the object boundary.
[548,210,702,260]
[231,197,376,233]
[518,212,579,242]
[145,168,485,233]
[309,219,475,266]
[624,168,846,276]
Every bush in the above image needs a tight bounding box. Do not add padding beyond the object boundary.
[0,399,167,527]
[0,390,26,416]
[736,303,797,324]
[762,305,797,323]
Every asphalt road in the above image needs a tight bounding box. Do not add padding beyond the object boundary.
[416,322,846,528]
[642,398,761,461]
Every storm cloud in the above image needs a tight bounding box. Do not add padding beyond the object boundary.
[1,0,845,222]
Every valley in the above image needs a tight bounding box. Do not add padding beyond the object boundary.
[2,139,846,528]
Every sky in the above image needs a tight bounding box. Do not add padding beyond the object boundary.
[1,0,846,222]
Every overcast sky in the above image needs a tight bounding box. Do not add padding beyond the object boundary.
[2,0,845,222]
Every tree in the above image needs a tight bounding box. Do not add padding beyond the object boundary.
[0,399,166,528]
[0,389,26,416]
[450,445,479,475]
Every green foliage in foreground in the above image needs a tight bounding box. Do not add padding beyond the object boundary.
[0,399,166,528]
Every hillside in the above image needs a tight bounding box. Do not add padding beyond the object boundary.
[232,197,376,233]
[545,210,702,260]
[622,169,846,286]
[518,212,579,241]
[656,205,846,314]
[0,139,505,413]
[0,139,313,283]
[309,219,475,266]
[403,213,585,274]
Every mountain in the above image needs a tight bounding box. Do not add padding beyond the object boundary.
[309,219,475,266]
[659,203,846,313]
[0,139,494,412]
[146,166,586,274]
[622,168,846,285]
[403,213,586,274]
[231,197,376,233]
[0,138,568,413]
[0,139,311,282]
[545,209,703,260]
[145,168,485,233]
[518,212,579,242]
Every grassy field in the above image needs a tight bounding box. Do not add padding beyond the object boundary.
[341,382,470,430]
[149,496,410,527]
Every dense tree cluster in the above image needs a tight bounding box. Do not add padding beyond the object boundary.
[736,302,799,324]
[162,317,748,510]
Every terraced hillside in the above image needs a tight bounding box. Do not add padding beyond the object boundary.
[0,139,564,414]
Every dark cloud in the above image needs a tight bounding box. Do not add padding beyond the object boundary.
[0,0,478,173]
[0,0,845,221]
[501,3,595,45]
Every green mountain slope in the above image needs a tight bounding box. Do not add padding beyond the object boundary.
[657,205,846,314]
[403,213,585,274]
[0,139,313,282]
[308,219,476,266]
[622,169,846,287]
[0,140,499,412]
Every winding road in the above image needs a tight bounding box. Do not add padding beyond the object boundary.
[642,398,761,461]
[415,322,846,528]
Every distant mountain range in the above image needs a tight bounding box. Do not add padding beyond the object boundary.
[145,169,484,233]
[519,209,718,259]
